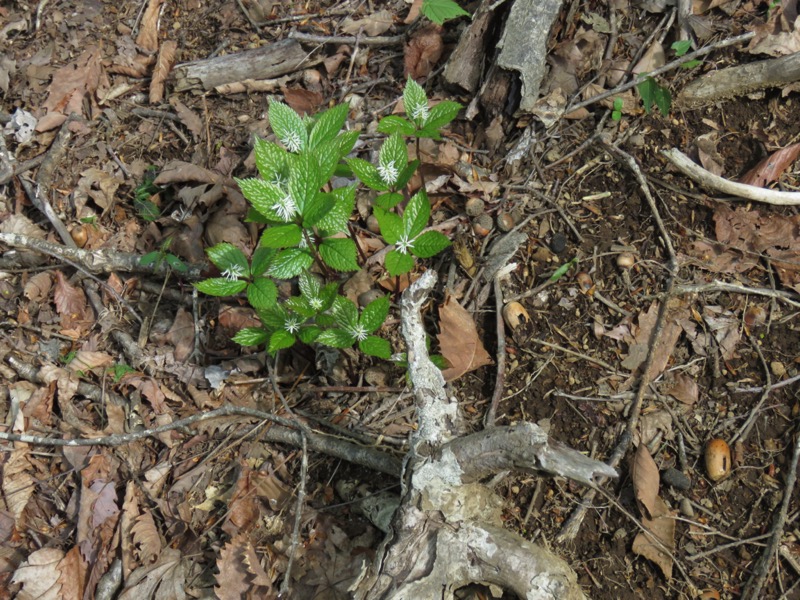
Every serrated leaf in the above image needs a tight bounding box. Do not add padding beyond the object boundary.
[194,278,247,296]
[303,192,333,227]
[404,189,430,238]
[288,152,320,213]
[335,130,360,159]
[378,115,416,136]
[298,325,321,344]
[285,296,316,318]
[425,100,462,130]
[359,336,391,359]
[319,238,360,272]
[135,198,160,222]
[245,207,272,224]
[373,207,403,244]
[403,76,429,127]
[268,330,296,353]
[247,278,278,309]
[374,192,404,210]
[319,283,339,311]
[411,230,450,258]
[308,103,349,150]
[421,0,470,25]
[318,185,356,234]
[317,328,356,348]
[360,295,389,332]
[378,133,407,187]
[315,138,343,185]
[269,101,307,152]
[385,250,415,276]
[250,247,276,277]
[395,159,420,189]
[269,248,313,279]
[233,327,270,346]
[330,296,359,329]
[298,270,321,299]
[253,136,288,181]
[260,224,302,249]
[258,305,287,329]
[346,158,388,191]
[237,178,288,222]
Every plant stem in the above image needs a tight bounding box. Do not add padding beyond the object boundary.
[347,221,368,264]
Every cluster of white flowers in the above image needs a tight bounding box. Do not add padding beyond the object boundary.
[281,131,303,153]
[272,193,298,221]
[309,297,324,311]
[378,159,399,185]
[410,103,429,124]
[284,316,302,334]
[221,264,245,281]
[395,234,414,255]
[348,323,369,342]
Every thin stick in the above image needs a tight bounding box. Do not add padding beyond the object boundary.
[731,333,773,445]
[484,276,507,427]
[289,30,406,46]
[280,432,308,596]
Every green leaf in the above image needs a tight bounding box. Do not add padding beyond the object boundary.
[194,278,247,296]
[335,130,360,159]
[285,296,316,318]
[637,76,670,117]
[421,0,470,25]
[206,242,249,274]
[359,336,391,359]
[288,152,320,213]
[373,207,403,244]
[260,224,303,249]
[385,250,415,276]
[374,192,404,210]
[258,305,287,329]
[424,100,462,130]
[654,85,671,117]
[135,198,160,222]
[671,40,692,57]
[315,138,343,186]
[269,248,313,279]
[330,296,359,329]
[253,136,288,182]
[549,257,578,282]
[165,254,188,273]
[298,270,321,300]
[303,192,333,227]
[360,295,389,333]
[319,238,360,272]
[250,247,276,277]
[268,330,296,353]
[317,328,356,348]
[395,159,420,190]
[318,185,356,234]
[346,158,388,191]
[247,278,278,309]
[233,327,270,346]
[378,133,407,187]
[378,115,416,136]
[139,251,161,267]
[319,283,339,311]
[109,363,135,383]
[298,325,321,344]
[410,230,450,258]
[404,189,430,238]
[237,178,289,222]
[679,59,702,69]
[269,101,307,152]
[613,97,624,111]
[308,103,349,150]
[403,76,429,127]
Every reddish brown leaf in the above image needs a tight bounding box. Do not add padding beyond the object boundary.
[632,444,661,519]
[665,373,698,405]
[150,39,177,104]
[740,143,800,188]
[281,87,324,116]
[438,294,494,381]
[135,0,165,53]
[165,308,195,363]
[404,24,443,80]
[632,496,675,580]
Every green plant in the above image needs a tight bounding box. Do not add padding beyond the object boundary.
[671,40,701,69]
[194,78,460,360]
[637,76,671,117]
[420,0,470,25]
[134,166,162,222]
[139,237,188,273]
[611,97,624,121]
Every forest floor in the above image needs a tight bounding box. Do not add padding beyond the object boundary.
[1,0,799,598]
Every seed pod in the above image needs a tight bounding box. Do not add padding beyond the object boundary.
[616,252,635,269]
[705,438,731,482]
[70,225,88,248]
[465,197,485,217]
[576,271,593,293]
[472,214,493,237]
[744,305,766,330]
[497,212,516,232]
[502,301,530,331]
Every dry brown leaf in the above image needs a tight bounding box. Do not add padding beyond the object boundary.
[740,142,800,187]
[747,11,800,56]
[118,548,186,600]
[23,272,52,302]
[135,0,165,53]
[282,86,324,115]
[169,96,204,141]
[632,40,666,74]
[215,535,266,600]
[622,300,687,378]
[56,546,86,600]
[131,510,162,565]
[632,496,675,580]
[696,132,725,177]
[438,294,494,381]
[341,9,394,36]
[632,444,661,519]
[11,547,65,600]
[2,449,35,524]
[78,167,123,211]
[68,350,114,373]
[153,161,224,186]
[150,39,177,104]
[665,373,699,405]
[165,307,195,363]
[404,24,443,80]
[40,46,103,130]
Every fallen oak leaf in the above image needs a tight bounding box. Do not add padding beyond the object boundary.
[437,293,493,381]
[740,142,800,188]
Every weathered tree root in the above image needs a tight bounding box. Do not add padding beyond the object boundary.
[353,271,617,600]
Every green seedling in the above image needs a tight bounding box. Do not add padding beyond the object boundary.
[549,257,579,282]
[637,76,671,117]
[611,97,624,121]
[134,167,162,222]
[139,237,188,273]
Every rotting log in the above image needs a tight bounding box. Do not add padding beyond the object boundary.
[172,38,312,92]
[352,271,617,600]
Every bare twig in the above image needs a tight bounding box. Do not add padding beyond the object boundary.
[484,276,507,427]
[280,432,308,596]
[289,30,406,46]
[674,281,800,308]
[731,333,773,445]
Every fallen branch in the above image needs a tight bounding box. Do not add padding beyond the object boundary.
[663,148,800,205]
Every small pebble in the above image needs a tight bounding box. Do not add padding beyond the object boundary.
[661,468,691,491]
[679,498,694,518]
[358,289,384,307]
[771,361,786,377]
[549,232,567,254]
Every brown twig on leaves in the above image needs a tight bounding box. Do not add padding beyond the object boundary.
[289,30,406,46]
[484,276,507,427]
[557,138,679,544]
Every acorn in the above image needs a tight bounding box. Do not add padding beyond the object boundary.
[70,225,89,248]
[502,301,530,332]
[616,252,635,269]
[472,214,493,237]
[576,271,593,294]
[705,438,732,482]
[497,212,516,232]
[465,197,485,217]
[744,305,766,330]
